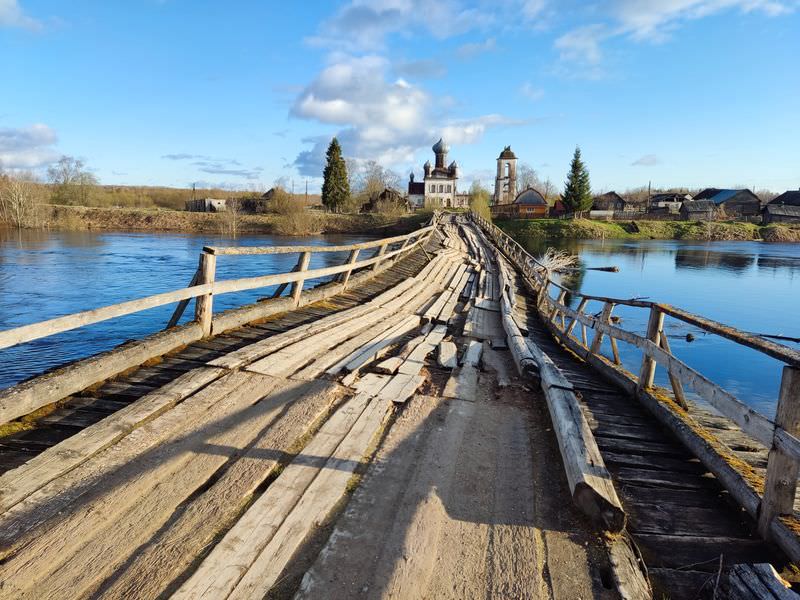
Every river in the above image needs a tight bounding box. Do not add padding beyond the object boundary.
[516,236,800,416]
[0,228,380,390]
[2,228,798,417]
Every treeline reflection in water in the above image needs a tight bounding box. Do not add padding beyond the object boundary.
[514,235,799,415]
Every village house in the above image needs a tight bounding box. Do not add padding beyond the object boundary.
[185,198,228,212]
[769,189,800,207]
[763,204,800,224]
[680,200,716,221]
[693,188,761,217]
[649,192,692,214]
[491,188,548,219]
[592,191,627,212]
[406,139,467,209]
[362,188,409,213]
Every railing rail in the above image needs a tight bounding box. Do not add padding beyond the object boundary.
[471,211,800,548]
[0,220,437,351]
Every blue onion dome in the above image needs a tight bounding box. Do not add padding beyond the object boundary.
[432,138,450,154]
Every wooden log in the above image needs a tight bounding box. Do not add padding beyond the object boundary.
[759,367,800,538]
[524,336,625,532]
[727,564,795,599]
[340,248,360,289]
[290,251,312,306]
[590,302,615,355]
[165,268,200,329]
[195,252,217,337]
[637,306,663,391]
[0,322,203,425]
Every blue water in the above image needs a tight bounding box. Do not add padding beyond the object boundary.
[515,236,800,417]
[0,228,379,389]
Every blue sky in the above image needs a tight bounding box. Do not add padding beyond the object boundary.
[1,0,799,193]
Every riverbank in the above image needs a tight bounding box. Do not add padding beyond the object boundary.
[496,218,800,242]
[40,205,430,236]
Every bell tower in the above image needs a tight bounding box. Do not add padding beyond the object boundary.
[494,146,517,205]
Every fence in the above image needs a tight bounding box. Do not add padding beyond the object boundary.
[471,212,800,560]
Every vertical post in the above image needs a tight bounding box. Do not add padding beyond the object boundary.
[340,248,360,290]
[638,306,664,390]
[759,367,800,538]
[566,298,588,338]
[372,242,388,272]
[195,252,216,337]
[659,332,688,410]
[590,302,614,355]
[290,251,312,306]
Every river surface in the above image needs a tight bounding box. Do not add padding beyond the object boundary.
[2,229,798,417]
[516,236,800,417]
[0,228,380,390]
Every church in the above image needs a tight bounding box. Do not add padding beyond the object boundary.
[407,139,469,209]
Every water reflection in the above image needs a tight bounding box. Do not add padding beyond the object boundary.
[675,248,755,272]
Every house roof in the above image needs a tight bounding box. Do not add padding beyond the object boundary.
[770,190,800,207]
[498,145,517,160]
[764,204,800,217]
[696,188,758,205]
[650,193,689,203]
[682,200,716,212]
[514,188,547,206]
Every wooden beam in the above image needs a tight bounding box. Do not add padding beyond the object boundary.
[340,248,360,289]
[165,269,200,330]
[637,306,663,391]
[759,367,800,538]
[290,251,312,306]
[194,252,217,337]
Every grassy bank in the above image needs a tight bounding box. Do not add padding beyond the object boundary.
[42,205,431,236]
[496,218,800,242]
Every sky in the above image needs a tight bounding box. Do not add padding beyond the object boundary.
[1,0,799,193]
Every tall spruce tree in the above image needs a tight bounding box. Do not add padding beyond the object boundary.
[321,138,350,213]
[562,146,593,215]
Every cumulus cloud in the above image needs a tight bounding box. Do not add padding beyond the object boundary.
[456,37,496,59]
[394,59,447,80]
[0,123,59,169]
[290,55,516,176]
[631,154,661,166]
[0,0,41,30]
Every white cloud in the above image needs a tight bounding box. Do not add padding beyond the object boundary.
[456,37,496,59]
[0,123,59,169]
[521,0,548,21]
[0,0,41,30]
[631,154,661,166]
[291,55,515,176]
[554,0,795,74]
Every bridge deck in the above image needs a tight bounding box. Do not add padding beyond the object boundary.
[0,217,795,599]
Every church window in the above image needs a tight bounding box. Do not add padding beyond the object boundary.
[446,185,452,192]
[429,184,435,192]
[438,184,444,193]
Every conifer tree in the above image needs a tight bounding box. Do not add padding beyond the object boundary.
[562,146,593,215]
[321,138,350,213]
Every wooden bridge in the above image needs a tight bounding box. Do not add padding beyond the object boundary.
[0,213,798,599]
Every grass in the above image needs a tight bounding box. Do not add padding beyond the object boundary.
[496,218,800,242]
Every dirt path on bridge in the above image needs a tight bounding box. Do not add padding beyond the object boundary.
[292,366,618,600]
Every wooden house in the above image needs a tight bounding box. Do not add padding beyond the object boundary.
[769,190,800,207]
[680,200,716,221]
[185,198,228,212]
[491,188,548,219]
[763,204,800,224]
[592,191,627,212]
[694,188,761,218]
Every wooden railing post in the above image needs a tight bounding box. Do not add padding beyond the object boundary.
[290,251,312,306]
[340,248,360,290]
[195,252,216,337]
[589,302,614,355]
[638,306,663,390]
[759,367,800,538]
[372,242,388,272]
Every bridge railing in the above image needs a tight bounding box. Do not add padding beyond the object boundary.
[0,221,437,353]
[471,212,800,554]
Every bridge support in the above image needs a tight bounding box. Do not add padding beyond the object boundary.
[195,252,216,337]
[759,366,800,538]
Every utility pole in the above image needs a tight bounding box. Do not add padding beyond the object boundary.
[305,179,308,204]
[291,179,295,199]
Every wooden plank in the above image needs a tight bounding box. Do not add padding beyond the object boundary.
[172,392,373,600]
[0,322,204,425]
[727,564,795,599]
[437,341,458,369]
[334,315,421,375]
[378,374,425,404]
[442,365,479,400]
[0,366,225,514]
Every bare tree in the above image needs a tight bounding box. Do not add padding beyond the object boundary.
[0,171,45,228]
[47,155,99,205]
[517,162,544,192]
